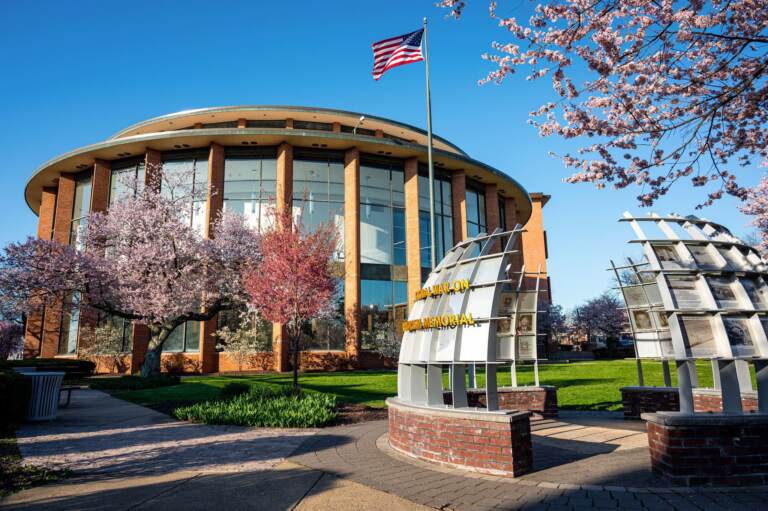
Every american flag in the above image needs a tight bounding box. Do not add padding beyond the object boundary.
[371,29,424,80]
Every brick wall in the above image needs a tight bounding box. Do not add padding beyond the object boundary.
[645,412,768,486]
[388,398,533,477]
[621,387,759,420]
[444,386,558,418]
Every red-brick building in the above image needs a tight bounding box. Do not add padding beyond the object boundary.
[23,106,550,373]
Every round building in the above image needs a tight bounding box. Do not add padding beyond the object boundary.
[23,106,550,373]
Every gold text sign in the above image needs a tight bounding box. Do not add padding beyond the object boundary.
[402,313,476,332]
[415,279,469,301]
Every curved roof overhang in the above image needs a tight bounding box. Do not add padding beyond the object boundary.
[109,105,466,156]
[25,129,532,223]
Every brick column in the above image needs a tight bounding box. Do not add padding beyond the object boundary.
[24,187,58,357]
[272,143,293,371]
[130,149,162,372]
[40,174,77,358]
[484,183,500,251]
[522,193,550,298]
[504,197,524,271]
[344,149,361,359]
[199,143,225,374]
[130,325,151,374]
[404,157,421,309]
[91,160,111,213]
[144,148,162,192]
[451,170,468,243]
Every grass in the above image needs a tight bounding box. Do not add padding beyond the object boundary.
[1,428,70,498]
[103,360,758,413]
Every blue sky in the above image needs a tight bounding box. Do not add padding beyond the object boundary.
[0,0,760,309]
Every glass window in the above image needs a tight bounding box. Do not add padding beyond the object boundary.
[292,151,345,260]
[360,159,406,264]
[161,153,208,233]
[58,292,80,355]
[164,321,200,352]
[417,168,453,268]
[109,160,146,205]
[223,150,278,232]
[301,281,345,351]
[69,174,92,250]
[466,186,486,238]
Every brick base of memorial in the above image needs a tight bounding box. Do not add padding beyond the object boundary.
[386,397,533,477]
[621,386,759,419]
[443,386,558,418]
[644,411,768,486]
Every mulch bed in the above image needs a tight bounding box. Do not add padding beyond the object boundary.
[333,403,388,425]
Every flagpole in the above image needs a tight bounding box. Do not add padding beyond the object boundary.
[423,17,436,270]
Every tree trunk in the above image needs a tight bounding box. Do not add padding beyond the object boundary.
[140,346,162,377]
[291,335,300,390]
[140,327,170,377]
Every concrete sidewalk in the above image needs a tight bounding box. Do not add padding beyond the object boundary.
[1,390,427,510]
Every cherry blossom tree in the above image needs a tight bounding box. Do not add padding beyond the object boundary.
[0,168,260,376]
[740,175,768,252]
[439,1,767,207]
[572,291,626,344]
[244,208,338,390]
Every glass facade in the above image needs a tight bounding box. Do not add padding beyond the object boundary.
[58,292,80,355]
[359,156,409,349]
[40,128,528,362]
[109,158,146,205]
[418,167,453,269]
[69,173,92,249]
[164,321,200,352]
[222,148,278,231]
[466,185,487,237]
[161,151,209,233]
[292,149,345,259]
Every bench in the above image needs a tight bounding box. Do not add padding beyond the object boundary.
[58,385,82,408]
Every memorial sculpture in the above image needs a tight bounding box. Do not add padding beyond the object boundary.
[612,213,768,486]
[613,212,768,413]
[388,226,547,477]
[397,226,548,410]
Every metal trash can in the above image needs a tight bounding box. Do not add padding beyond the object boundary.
[24,371,65,421]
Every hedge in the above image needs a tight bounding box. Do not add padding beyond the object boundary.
[0,359,95,380]
[0,371,32,429]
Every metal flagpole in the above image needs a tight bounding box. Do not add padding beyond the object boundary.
[423,17,437,270]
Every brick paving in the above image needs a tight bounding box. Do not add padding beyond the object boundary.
[289,417,768,510]
[15,389,314,475]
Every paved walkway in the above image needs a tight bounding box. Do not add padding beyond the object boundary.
[3,390,768,510]
[289,417,768,510]
[1,390,425,510]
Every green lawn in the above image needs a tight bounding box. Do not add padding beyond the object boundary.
[107,360,756,412]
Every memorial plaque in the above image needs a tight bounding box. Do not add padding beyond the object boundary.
[623,286,648,307]
[515,313,535,335]
[631,310,654,331]
[741,278,767,309]
[654,245,682,269]
[681,316,718,357]
[516,335,536,359]
[688,244,720,269]
[668,275,703,309]
[723,316,755,357]
[707,277,740,308]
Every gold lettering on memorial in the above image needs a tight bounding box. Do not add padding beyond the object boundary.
[402,313,476,332]
[414,279,470,301]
